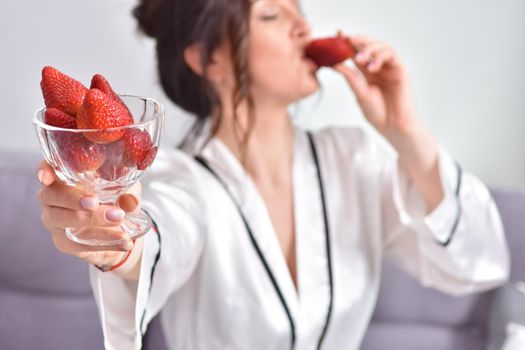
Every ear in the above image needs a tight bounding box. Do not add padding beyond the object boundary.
[183,43,205,76]
[183,42,229,81]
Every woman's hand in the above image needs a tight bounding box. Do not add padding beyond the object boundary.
[334,34,444,211]
[37,160,142,274]
[334,34,421,140]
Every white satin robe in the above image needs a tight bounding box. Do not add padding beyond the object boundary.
[89,126,510,350]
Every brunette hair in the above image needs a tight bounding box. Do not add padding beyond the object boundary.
[133,0,255,150]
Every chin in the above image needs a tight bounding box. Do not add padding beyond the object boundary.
[299,78,320,99]
[286,84,319,104]
[256,76,320,104]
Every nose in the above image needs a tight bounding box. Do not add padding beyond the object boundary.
[292,15,311,41]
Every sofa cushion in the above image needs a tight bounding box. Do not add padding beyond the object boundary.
[361,322,485,350]
[486,282,525,350]
[361,189,525,349]
[371,260,493,326]
[0,151,104,349]
[492,189,525,282]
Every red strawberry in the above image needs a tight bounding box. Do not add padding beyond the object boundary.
[54,133,106,173]
[77,88,134,144]
[138,147,158,170]
[90,74,132,114]
[40,66,88,116]
[122,129,155,169]
[44,108,77,129]
[305,33,357,67]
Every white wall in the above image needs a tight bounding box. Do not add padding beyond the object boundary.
[2,0,524,188]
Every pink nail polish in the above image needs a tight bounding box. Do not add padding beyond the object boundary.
[80,197,98,211]
[106,209,125,222]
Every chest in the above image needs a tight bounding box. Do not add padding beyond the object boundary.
[256,181,297,286]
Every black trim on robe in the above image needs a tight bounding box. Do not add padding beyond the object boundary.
[307,132,334,350]
[439,161,463,247]
[194,155,297,349]
[140,209,162,335]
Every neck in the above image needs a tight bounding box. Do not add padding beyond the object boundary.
[213,100,294,184]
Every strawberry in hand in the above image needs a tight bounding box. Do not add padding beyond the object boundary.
[40,66,87,116]
[334,34,444,211]
[305,32,357,67]
[77,88,134,144]
[333,34,420,138]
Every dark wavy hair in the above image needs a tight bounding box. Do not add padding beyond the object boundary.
[133,0,255,151]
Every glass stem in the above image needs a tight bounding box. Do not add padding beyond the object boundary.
[98,193,121,207]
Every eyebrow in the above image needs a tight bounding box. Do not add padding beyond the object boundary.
[251,0,303,13]
[251,0,301,6]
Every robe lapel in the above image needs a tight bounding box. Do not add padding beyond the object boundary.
[293,130,332,346]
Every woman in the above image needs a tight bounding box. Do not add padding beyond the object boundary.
[36,0,509,348]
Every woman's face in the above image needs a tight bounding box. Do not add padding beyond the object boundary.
[247,0,319,105]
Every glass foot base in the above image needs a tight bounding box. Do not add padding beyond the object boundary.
[65,209,153,246]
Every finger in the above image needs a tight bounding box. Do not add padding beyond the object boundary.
[51,227,133,256]
[350,35,374,44]
[354,42,388,66]
[41,204,126,230]
[79,250,130,269]
[69,226,133,248]
[333,63,369,101]
[349,35,375,50]
[37,160,57,186]
[367,48,396,73]
[38,181,99,211]
[118,194,139,213]
[118,182,141,213]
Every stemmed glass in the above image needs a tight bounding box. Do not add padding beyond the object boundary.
[33,95,164,246]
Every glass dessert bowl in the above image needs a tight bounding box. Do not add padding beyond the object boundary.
[33,95,164,246]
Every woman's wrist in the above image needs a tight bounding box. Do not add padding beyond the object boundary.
[386,124,444,212]
[94,247,134,273]
[94,237,144,281]
[384,123,436,172]
[112,236,144,280]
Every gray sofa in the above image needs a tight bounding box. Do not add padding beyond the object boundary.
[1,150,523,350]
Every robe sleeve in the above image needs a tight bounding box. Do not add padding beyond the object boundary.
[381,142,510,296]
[89,149,207,349]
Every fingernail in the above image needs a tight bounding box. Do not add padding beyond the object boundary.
[106,208,125,222]
[355,52,366,62]
[80,197,99,211]
[37,170,44,184]
[118,195,139,213]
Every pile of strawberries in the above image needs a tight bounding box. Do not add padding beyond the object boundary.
[40,66,157,179]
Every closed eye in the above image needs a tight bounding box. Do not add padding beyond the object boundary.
[260,14,278,20]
